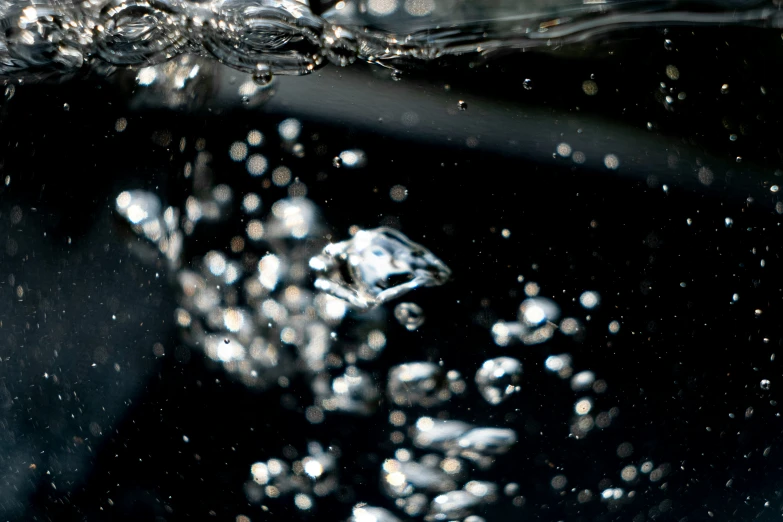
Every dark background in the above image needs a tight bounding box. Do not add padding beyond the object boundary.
[2,24,783,522]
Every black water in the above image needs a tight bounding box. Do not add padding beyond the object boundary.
[2,24,783,522]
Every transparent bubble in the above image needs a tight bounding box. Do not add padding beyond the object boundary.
[582,80,598,95]
[279,118,302,141]
[608,320,620,334]
[311,227,451,311]
[390,185,408,202]
[571,371,596,391]
[246,154,268,176]
[761,379,771,390]
[348,505,402,522]
[475,357,522,405]
[247,130,264,146]
[579,291,600,309]
[229,141,249,162]
[574,397,593,415]
[242,193,261,214]
[428,490,480,521]
[394,302,425,331]
[381,458,456,497]
[388,362,450,408]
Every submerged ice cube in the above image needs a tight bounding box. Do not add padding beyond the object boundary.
[310,227,451,311]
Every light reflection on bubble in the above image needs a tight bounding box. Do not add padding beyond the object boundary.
[577,489,593,503]
[389,410,406,426]
[616,442,634,458]
[550,475,567,490]
[242,193,261,213]
[137,66,157,86]
[608,320,620,334]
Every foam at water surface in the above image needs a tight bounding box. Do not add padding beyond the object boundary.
[0,0,781,81]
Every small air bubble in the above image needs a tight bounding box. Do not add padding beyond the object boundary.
[523,79,533,90]
[458,100,467,110]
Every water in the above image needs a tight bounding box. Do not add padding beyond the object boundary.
[0,0,781,81]
[2,0,783,520]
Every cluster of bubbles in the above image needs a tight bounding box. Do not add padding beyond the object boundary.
[2,0,778,82]
[245,442,339,509]
[114,117,679,520]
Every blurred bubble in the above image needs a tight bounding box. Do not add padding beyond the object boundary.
[571,371,595,391]
[247,130,264,146]
[279,119,302,141]
[390,185,408,202]
[272,167,292,187]
[582,80,598,95]
[229,141,248,161]
[579,291,600,309]
[475,357,522,405]
[616,442,634,458]
[404,0,435,15]
[556,143,572,157]
[247,154,268,176]
[608,320,620,334]
[574,397,593,415]
[339,149,368,168]
[604,154,620,170]
[550,474,567,490]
